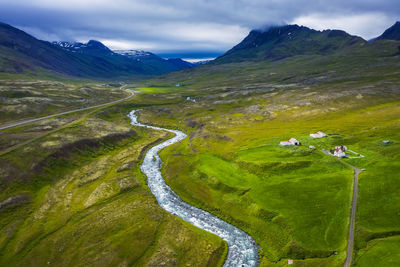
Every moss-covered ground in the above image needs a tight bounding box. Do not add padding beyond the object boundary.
[0,96,226,266]
[0,80,127,124]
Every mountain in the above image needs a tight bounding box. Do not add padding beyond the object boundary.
[165,58,195,69]
[114,50,153,58]
[53,40,115,56]
[191,60,211,66]
[0,22,190,78]
[113,50,195,73]
[375,21,400,41]
[148,22,400,90]
[215,24,366,63]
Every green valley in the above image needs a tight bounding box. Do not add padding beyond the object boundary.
[1,18,400,267]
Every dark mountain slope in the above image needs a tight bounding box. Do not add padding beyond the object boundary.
[0,22,179,78]
[113,50,194,74]
[53,40,115,57]
[375,21,400,41]
[146,22,400,91]
[166,58,194,69]
[215,24,366,63]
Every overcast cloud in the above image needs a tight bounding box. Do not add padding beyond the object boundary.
[0,0,399,58]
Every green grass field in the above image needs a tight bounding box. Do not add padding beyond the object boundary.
[134,68,400,266]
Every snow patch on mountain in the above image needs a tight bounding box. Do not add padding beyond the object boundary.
[114,50,153,57]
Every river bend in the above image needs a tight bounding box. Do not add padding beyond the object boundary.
[128,110,258,267]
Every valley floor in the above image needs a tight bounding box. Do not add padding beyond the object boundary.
[1,68,400,266]
[134,78,400,266]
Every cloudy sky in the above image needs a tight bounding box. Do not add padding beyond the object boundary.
[0,0,399,60]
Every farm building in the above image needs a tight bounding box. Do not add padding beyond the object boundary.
[333,145,347,158]
[280,138,300,146]
[310,131,327,138]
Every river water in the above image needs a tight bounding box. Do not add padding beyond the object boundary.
[128,110,258,267]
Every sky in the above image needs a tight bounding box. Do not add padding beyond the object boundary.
[0,0,399,60]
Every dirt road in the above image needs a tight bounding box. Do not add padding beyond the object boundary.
[321,149,363,267]
[344,167,362,267]
[0,86,133,131]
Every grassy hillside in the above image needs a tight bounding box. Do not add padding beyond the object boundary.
[0,80,128,125]
[147,38,399,90]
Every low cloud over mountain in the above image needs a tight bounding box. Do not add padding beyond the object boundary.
[0,0,399,59]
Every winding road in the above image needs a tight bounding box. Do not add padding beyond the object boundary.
[321,149,363,267]
[0,86,134,131]
[343,167,362,267]
[128,110,259,267]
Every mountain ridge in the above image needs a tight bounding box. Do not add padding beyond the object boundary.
[1,21,399,78]
[0,22,194,79]
[113,49,195,72]
[214,24,366,63]
[375,21,400,41]
[53,40,115,55]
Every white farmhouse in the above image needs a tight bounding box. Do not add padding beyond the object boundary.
[289,138,300,145]
[310,131,327,138]
[333,145,347,158]
[280,138,300,146]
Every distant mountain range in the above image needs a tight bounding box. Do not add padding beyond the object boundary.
[52,40,115,56]
[113,49,195,72]
[0,22,194,79]
[51,42,195,73]
[0,21,399,79]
